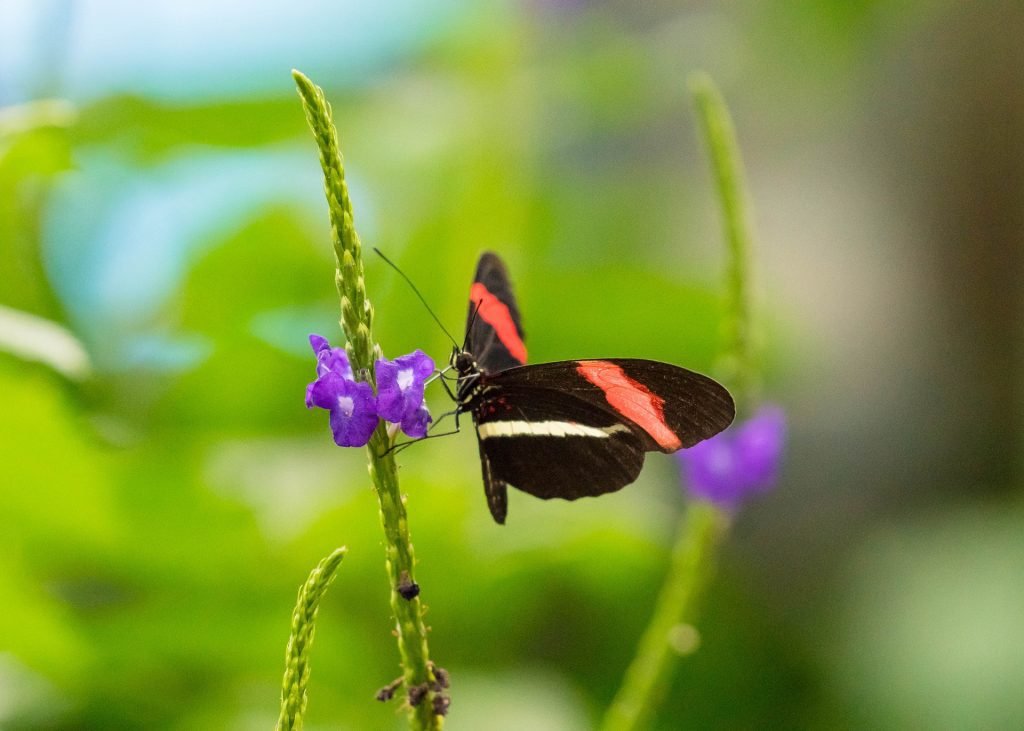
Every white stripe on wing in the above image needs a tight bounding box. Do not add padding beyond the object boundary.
[478,420,630,439]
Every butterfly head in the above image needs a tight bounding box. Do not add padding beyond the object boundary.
[452,349,476,376]
[451,349,483,406]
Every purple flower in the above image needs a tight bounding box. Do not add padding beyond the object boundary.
[305,334,354,408]
[311,333,353,377]
[375,349,435,438]
[677,405,786,509]
[305,334,378,447]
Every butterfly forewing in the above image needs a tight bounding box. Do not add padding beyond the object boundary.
[487,359,735,452]
[465,252,527,373]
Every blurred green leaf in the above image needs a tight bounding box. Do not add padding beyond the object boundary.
[138,207,329,434]
[0,306,91,381]
[71,95,325,165]
[0,116,74,321]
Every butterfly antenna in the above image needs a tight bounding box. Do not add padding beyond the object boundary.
[374,248,460,349]
[462,299,482,352]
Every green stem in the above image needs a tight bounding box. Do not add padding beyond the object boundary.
[292,70,441,731]
[688,71,758,409]
[278,547,347,731]
[601,72,760,731]
[600,504,728,731]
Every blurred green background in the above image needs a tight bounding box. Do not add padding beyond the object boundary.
[3,1,1023,729]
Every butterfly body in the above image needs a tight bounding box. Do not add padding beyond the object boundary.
[453,252,734,524]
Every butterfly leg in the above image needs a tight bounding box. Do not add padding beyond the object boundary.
[435,375,459,403]
[425,366,454,387]
[378,408,464,457]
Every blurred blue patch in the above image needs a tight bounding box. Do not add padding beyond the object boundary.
[44,144,375,369]
[250,305,339,358]
[1,0,463,103]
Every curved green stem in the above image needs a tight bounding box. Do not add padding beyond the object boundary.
[292,70,441,730]
[601,72,759,731]
[689,71,759,409]
[600,504,728,731]
[278,547,347,731]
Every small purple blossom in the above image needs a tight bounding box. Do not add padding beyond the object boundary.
[305,334,354,408]
[375,350,435,438]
[677,404,786,509]
[305,334,378,447]
[310,333,353,378]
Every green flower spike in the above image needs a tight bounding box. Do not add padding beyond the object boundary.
[278,547,346,731]
[289,69,443,730]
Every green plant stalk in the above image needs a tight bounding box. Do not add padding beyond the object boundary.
[601,73,759,731]
[292,70,440,731]
[600,504,728,731]
[689,71,758,409]
[278,547,347,731]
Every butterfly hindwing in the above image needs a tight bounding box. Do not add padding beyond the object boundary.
[472,385,646,511]
[476,437,510,524]
[465,252,527,373]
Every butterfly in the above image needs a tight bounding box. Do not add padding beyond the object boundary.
[451,252,735,524]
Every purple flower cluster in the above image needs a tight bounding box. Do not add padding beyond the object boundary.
[304,334,434,447]
[677,405,786,510]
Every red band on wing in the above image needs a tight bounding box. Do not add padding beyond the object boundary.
[577,360,682,451]
[470,282,527,364]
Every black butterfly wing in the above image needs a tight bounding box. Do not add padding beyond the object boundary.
[460,254,734,523]
[486,359,735,453]
[470,360,732,522]
[476,437,510,524]
[471,384,647,523]
[465,252,527,373]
